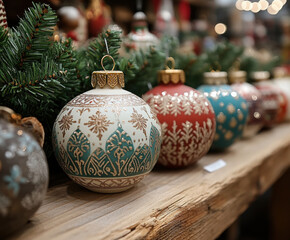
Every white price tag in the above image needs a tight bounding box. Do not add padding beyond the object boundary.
[204,159,226,173]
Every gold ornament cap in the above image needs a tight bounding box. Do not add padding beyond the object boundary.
[91,55,125,89]
[158,57,185,84]
[229,71,247,84]
[251,71,270,82]
[204,71,228,85]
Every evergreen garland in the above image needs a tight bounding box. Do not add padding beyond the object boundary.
[77,27,165,96]
[159,36,208,88]
[0,1,283,167]
[240,55,281,82]
[204,42,244,72]
[0,3,81,160]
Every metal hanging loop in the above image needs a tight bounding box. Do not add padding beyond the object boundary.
[165,57,175,70]
[101,55,115,71]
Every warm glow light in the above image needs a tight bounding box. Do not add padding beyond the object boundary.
[251,2,261,12]
[280,0,287,4]
[271,3,280,11]
[259,0,269,10]
[241,0,253,11]
[267,5,278,14]
[215,23,227,35]
[273,0,283,9]
[54,34,60,42]
[235,0,243,10]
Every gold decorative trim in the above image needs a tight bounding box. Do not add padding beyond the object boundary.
[91,71,125,89]
[67,94,147,108]
[158,57,186,84]
[68,173,147,193]
[143,91,214,117]
[158,70,185,84]
[91,55,125,89]
[203,71,228,85]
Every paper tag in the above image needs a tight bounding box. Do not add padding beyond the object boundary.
[204,159,226,173]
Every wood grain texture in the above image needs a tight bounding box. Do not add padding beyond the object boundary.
[9,124,290,240]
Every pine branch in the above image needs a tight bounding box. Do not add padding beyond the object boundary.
[14,2,57,69]
[124,46,165,96]
[158,35,207,88]
[205,42,244,72]
[88,27,122,71]
[0,25,8,48]
[240,55,281,82]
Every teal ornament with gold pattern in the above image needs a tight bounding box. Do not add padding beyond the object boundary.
[197,72,248,150]
[52,55,162,193]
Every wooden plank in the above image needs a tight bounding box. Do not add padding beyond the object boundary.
[9,124,290,240]
[270,168,290,240]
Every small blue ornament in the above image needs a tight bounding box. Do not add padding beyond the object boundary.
[198,72,248,150]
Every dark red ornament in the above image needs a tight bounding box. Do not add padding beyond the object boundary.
[143,58,216,168]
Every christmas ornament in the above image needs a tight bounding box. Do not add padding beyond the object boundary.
[143,58,216,168]
[87,0,111,38]
[123,11,159,52]
[230,71,264,138]
[198,72,248,150]
[252,71,287,126]
[273,67,290,121]
[154,0,178,37]
[57,6,81,42]
[53,55,162,193]
[0,0,7,28]
[0,107,48,237]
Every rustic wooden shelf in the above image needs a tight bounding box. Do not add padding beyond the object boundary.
[9,124,290,240]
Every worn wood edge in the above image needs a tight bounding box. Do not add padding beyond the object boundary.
[7,125,290,240]
[109,132,290,240]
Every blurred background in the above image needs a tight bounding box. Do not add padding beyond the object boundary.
[2,1,289,239]
[3,0,290,64]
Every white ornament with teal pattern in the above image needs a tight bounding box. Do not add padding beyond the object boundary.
[53,55,162,193]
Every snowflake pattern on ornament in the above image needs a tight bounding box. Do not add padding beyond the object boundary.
[159,119,214,167]
[143,91,212,117]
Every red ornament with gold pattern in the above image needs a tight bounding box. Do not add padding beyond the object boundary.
[143,58,216,168]
[252,71,287,126]
[0,0,8,28]
[230,71,264,138]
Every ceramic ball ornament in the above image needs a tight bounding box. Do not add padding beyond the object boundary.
[123,11,159,51]
[0,107,48,237]
[252,71,287,126]
[53,55,162,193]
[230,71,264,138]
[143,57,216,168]
[273,68,290,121]
[198,71,249,151]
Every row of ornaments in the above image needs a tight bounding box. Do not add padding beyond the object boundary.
[52,56,289,194]
[50,57,232,193]
[1,66,288,237]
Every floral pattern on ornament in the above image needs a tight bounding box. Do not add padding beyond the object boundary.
[53,124,161,178]
[0,194,10,216]
[21,185,46,210]
[159,119,214,167]
[84,111,114,141]
[4,165,27,196]
[77,108,90,116]
[26,151,48,184]
[58,109,76,137]
[128,108,148,137]
[143,91,213,117]
[19,151,48,210]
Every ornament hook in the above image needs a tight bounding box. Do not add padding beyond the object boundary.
[104,38,110,55]
[101,55,115,71]
[165,57,175,70]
